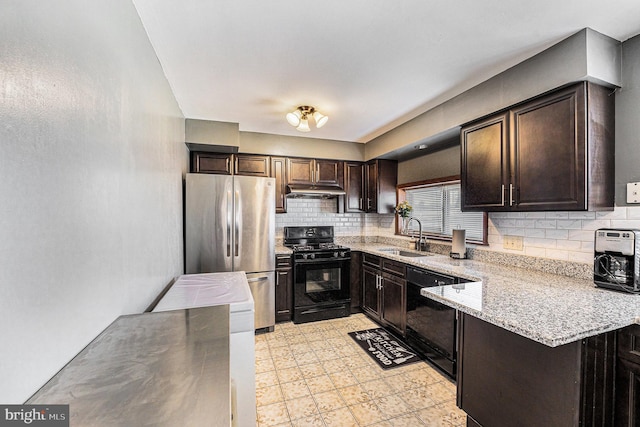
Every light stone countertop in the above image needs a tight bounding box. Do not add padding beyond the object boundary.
[275,244,292,255]
[348,243,640,347]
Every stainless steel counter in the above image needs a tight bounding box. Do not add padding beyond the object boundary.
[27,306,230,426]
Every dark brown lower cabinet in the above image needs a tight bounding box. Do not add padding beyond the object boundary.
[275,255,292,322]
[616,325,640,427]
[360,254,405,336]
[380,272,405,334]
[349,251,362,313]
[458,314,615,427]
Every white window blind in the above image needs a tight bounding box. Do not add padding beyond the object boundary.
[404,182,484,242]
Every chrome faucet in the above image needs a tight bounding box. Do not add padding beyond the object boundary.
[407,217,424,251]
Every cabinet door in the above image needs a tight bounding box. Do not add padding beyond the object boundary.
[349,251,362,312]
[235,154,270,177]
[191,152,233,174]
[365,160,397,214]
[315,159,343,186]
[615,358,640,427]
[511,85,586,210]
[362,265,380,318]
[381,273,406,335]
[286,158,315,185]
[271,157,287,213]
[461,113,509,210]
[345,162,365,212]
[365,161,378,212]
[275,256,292,322]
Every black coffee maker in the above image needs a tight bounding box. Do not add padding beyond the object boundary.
[594,229,640,293]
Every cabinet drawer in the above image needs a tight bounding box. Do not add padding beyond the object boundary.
[362,254,380,268]
[276,255,292,269]
[618,324,640,365]
[381,259,405,278]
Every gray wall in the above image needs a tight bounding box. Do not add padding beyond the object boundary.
[367,28,621,161]
[615,34,640,205]
[0,1,187,402]
[240,131,364,161]
[398,146,461,185]
[398,33,638,203]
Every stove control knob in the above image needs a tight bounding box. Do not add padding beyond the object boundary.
[334,252,339,258]
[310,253,315,259]
[302,253,308,260]
[340,251,347,258]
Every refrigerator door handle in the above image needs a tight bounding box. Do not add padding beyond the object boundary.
[234,190,240,257]
[226,190,232,257]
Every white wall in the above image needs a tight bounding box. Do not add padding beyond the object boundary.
[0,1,187,402]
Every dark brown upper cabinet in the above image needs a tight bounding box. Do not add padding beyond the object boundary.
[344,162,365,212]
[234,154,270,177]
[191,152,233,174]
[191,152,270,177]
[365,159,398,214]
[271,157,287,213]
[461,81,614,212]
[286,158,343,187]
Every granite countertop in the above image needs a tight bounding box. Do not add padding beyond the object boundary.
[275,244,292,255]
[28,306,231,426]
[348,243,640,347]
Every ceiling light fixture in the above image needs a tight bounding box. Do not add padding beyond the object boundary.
[286,106,328,132]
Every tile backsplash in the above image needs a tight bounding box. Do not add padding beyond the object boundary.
[487,206,640,264]
[277,200,640,266]
[275,198,395,237]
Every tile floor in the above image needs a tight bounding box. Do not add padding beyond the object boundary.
[254,314,467,426]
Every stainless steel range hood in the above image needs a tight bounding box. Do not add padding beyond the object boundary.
[286,184,346,198]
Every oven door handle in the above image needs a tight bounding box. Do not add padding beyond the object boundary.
[293,257,351,264]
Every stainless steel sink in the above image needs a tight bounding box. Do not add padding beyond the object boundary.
[377,248,432,258]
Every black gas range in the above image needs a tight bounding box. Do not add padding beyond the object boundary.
[284,227,351,323]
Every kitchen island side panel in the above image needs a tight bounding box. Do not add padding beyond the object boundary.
[458,314,615,427]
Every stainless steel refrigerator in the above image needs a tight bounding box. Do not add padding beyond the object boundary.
[185,173,276,330]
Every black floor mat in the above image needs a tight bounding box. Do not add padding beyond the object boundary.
[348,328,422,370]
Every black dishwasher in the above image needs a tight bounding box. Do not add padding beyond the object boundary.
[405,266,465,379]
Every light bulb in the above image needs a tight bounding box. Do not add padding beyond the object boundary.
[286,110,302,127]
[296,118,310,132]
[313,111,328,128]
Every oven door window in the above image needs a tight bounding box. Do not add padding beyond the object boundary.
[306,267,341,293]
[294,260,350,306]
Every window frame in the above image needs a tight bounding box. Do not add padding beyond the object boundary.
[396,175,488,245]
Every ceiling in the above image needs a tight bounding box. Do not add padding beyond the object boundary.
[132,0,640,144]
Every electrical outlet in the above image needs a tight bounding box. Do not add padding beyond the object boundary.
[627,182,640,203]
[503,235,524,251]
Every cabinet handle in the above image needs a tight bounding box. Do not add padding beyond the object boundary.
[509,184,514,206]
[316,164,320,183]
[359,198,363,210]
[226,157,231,172]
[367,198,371,210]
[501,184,505,206]
[234,157,238,173]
